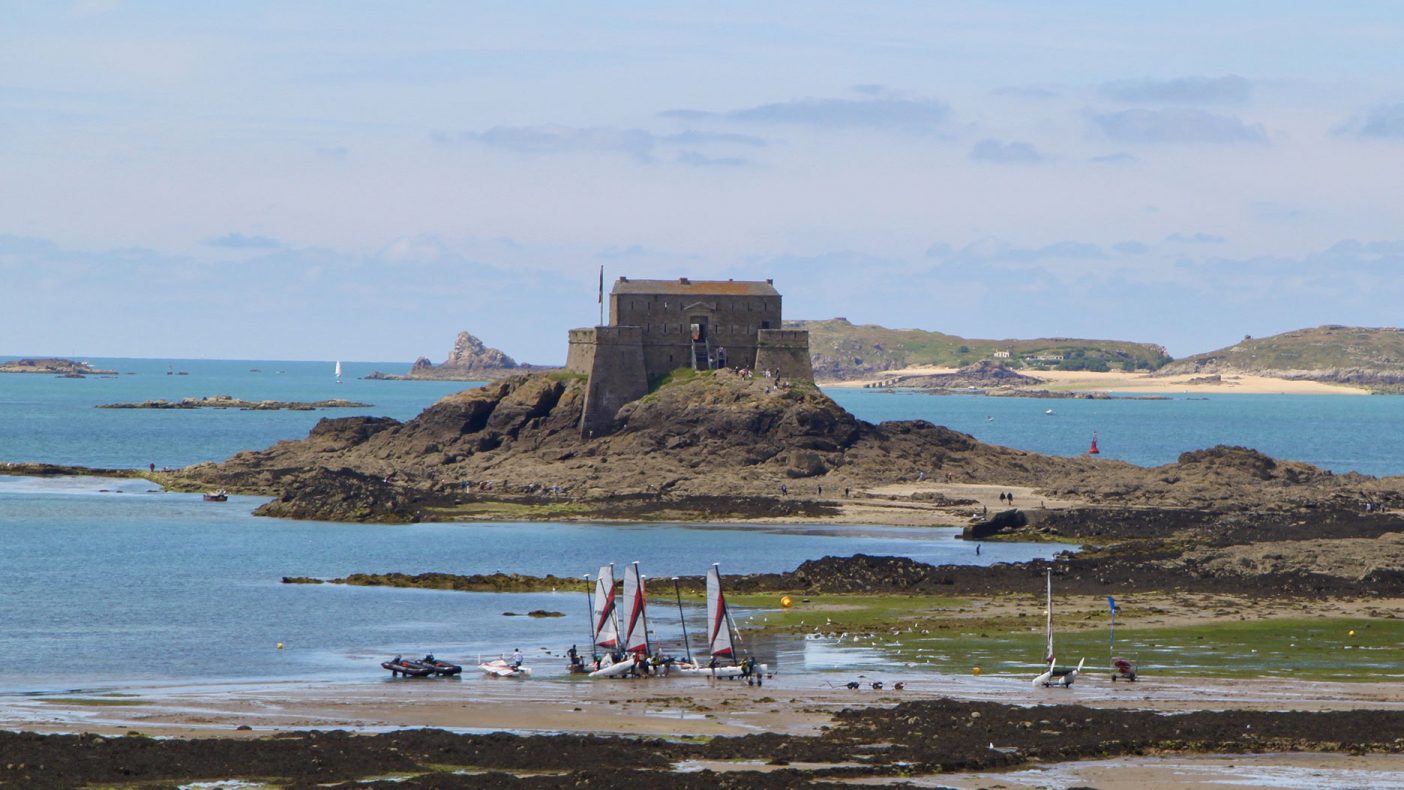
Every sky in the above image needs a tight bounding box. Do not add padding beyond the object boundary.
[3,1,1403,363]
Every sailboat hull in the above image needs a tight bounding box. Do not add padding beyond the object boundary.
[673,662,766,679]
[1034,658,1085,687]
[589,658,636,678]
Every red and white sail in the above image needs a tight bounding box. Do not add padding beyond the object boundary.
[622,561,650,654]
[593,564,619,649]
[707,564,734,658]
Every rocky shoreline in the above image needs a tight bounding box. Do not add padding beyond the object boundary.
[97,395,370,410]
[4,699,1402,787]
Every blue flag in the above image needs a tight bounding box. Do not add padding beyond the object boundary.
[1107,596,1117,612]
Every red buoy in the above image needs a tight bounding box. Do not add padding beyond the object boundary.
[1088,432,1100,455]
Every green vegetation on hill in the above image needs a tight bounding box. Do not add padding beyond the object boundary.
[791,318,1172,380]
[1167,325,1404,374]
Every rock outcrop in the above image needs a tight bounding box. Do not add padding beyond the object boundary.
[442,331,518,370]
[367,332,532,381]
[176,369,1402,523]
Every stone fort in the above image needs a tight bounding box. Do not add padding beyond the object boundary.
[566,276,812,436]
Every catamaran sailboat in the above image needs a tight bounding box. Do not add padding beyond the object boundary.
[1033,568,1084,687]
[675,563,766,679]
[589,563,636,678]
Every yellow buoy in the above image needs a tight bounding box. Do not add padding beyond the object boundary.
[972,666,982,675]
[780,596,793,608]
[1349,630,1356,637]
[276,642,284,650]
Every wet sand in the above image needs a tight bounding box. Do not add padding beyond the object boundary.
[14,666,1404,740]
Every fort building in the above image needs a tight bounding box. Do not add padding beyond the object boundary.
[567,276,812,436]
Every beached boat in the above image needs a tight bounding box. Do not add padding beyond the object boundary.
[674,564,767,680]
[202,490,228,502]
[591,561,653,678]
[382,655,435,677]
[479,657,531,678]
[1033,569,1084,687]
[588,564,633,678]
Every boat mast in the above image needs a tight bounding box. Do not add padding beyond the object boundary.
[637,563,652,657]
[672,577,693,664]
[584,573,596,662]
[1108,596,1117,663]
[1045,568,1054,666]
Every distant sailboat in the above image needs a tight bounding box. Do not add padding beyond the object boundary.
[334,360,343,384]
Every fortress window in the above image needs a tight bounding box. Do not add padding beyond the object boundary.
[762,321,771,329]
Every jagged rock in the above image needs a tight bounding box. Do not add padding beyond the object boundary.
[443,331,518,370]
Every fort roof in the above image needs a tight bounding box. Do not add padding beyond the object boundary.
[611,277,778,297]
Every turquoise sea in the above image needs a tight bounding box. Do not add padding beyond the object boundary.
[1,357,1400,693]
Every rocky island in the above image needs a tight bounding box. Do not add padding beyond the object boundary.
[98,395,370,411]
[365,330,552,381]
[0,357,117,376]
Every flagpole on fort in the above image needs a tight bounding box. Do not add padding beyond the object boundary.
[598,265,604,327]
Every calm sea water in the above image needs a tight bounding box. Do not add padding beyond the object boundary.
[0,357,1397,692]
[830,388,1404,478]
[0,358,1061,691]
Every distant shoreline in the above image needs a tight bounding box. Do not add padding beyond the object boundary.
[824,366,1373,396]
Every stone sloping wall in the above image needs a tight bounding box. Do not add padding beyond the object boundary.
[755,329,813,382]
[566,328,598,375]
[578,326,647,438]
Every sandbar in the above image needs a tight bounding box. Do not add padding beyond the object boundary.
[827,367,1371,395]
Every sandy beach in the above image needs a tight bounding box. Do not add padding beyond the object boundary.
[826,367,1372,395]
[14,665,1404,740]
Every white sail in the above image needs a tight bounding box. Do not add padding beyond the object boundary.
[335,360,343,380]
[593,564,619,649]
[707,564,734,658]
[622,561,650,654]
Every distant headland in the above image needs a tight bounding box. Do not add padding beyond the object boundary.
[0,358,116,376]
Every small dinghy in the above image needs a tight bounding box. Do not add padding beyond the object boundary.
[479,657,532,678]
[382,655,435,677]
[203,490,228,502]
